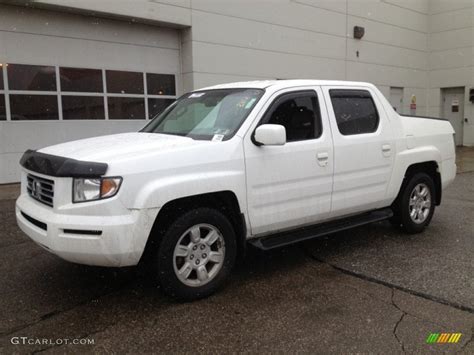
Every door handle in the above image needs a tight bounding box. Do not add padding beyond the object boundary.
[317,152,329,166]
[382,144,392,157]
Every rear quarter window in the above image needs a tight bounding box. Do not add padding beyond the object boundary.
[329,89,379,135]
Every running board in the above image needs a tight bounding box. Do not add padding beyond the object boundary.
[248,208,393,251]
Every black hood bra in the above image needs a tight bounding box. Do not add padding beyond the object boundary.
[20,150,108,178]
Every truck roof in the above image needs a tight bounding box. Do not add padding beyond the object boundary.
[199,79,375,91]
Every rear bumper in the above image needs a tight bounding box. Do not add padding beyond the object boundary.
[16,194,158,267]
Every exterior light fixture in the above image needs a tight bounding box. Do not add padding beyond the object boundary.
[354,26,365,39]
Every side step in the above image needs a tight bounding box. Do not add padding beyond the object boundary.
[249,208,393,251]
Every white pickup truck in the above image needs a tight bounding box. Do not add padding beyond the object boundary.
[16,80,456,300]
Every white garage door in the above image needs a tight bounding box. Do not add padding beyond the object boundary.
[0,5,180,183]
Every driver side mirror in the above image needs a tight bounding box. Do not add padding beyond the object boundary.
[254,124,286,146]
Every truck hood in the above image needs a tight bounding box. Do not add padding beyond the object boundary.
[38,132,204,162]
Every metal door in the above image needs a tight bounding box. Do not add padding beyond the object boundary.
[389,87,403,113]
[442,87,464,146]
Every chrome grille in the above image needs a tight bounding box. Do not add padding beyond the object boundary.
[27,174,54,207]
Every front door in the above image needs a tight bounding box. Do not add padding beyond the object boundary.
[442,87,464,146]
[244,87,333,236]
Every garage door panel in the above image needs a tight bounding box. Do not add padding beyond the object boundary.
[0,32,180,74]
[0,4,181,50]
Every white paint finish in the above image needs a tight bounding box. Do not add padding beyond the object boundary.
[442,87,465,145]
[253,124,286,146]
[347,0,428,33]
[321,85,396,215]
[190,10,346,60]
[390,87,404,113]
[33,0,192,27]
[16,189,159,267]
[15,80,457,267]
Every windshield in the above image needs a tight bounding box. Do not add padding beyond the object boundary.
[141,88,264,141]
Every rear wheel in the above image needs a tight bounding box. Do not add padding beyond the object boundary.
[154,208,236,301]
[392,173,436,234]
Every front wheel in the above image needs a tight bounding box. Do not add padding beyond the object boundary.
[394,172,436,234]
[154,208,237,301]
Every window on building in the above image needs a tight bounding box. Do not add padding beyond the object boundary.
[10,95,59,120]
[0,95,6,120]
[329,90,379,135]
[108,97,145,120]
[0,63,176,120]
[7,64,57,91]
[0,67,4,120]
[62,96,105,120]
[148,98,175,119]
[0,66,4,90]
[147,73,176,96]
[263,91,322,142]
[106,70,143,94]
[60,67,103,93]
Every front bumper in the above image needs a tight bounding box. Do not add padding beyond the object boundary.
[16,194,158,267]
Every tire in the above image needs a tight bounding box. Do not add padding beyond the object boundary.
[393,172,436,234]
[153,207,237,301]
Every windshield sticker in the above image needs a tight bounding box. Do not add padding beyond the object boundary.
[245,98,256,109]
[189,92,205,98]
[211,134,225,142]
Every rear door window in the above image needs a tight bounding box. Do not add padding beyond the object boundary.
[329,89,379,135]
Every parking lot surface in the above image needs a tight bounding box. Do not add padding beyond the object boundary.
[0,149,473,353]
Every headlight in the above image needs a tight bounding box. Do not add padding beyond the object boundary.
[73,177,122,203]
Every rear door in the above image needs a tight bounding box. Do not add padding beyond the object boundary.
[244,87,333,235]
[322,86,395,217]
